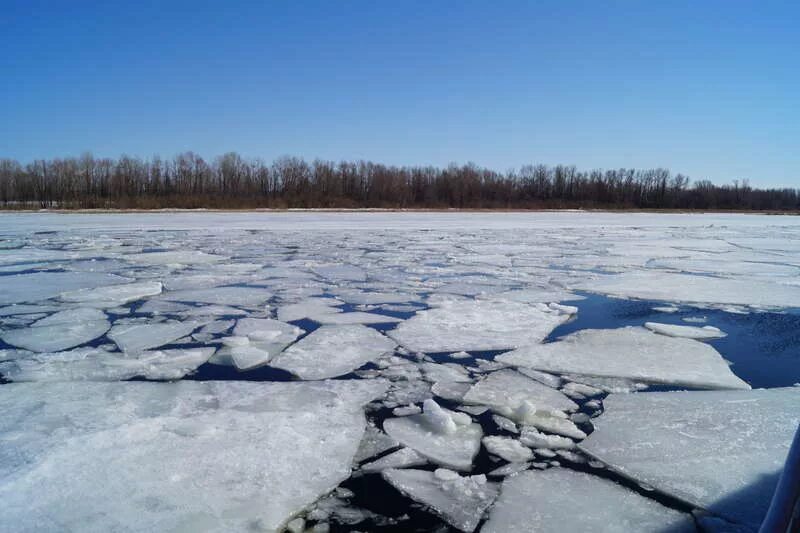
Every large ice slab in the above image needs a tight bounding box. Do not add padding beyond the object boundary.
[579,387,800,527]
[482,469,695,533]
[0,307,110,352]
[108,320,202,353]
[388,299,574,352]
[0,379,386,532]
[60,281,163,307]
[580,271,800,309]
[382,469,499,532]
[498,327,750,390]
[270,324,396,379]
[0,346,215,381]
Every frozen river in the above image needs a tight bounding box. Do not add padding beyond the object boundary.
[0,211,798,532]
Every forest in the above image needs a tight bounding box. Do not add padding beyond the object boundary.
[0,153,797,210]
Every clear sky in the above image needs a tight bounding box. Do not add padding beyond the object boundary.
[1,1,798,187]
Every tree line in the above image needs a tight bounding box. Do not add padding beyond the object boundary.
[0,153,796,210]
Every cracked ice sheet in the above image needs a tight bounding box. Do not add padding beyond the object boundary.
[498,327,750,390]
[382,469,499,532]
[0,379,386,533]
[387,299,574,353]
[579,270,800,309]
[579,387,800,528]
[270,324,396,380]
[482,469,695,533]
[0,347,215,381]
[0,308,110,352]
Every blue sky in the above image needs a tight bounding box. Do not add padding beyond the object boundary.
[1,1,798,187]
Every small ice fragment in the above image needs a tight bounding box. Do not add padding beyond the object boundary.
[644,321,726,340]
[392,405,422,417]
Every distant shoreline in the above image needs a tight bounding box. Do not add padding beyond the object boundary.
[1,207,798,215]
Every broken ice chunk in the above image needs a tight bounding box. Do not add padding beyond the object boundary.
[482,436,533,462]
[108,320,202,353]
[270,324,395,380]
[492,414,518,434]
[483,469,695,533]
[518,426,575,449]
[498,327,750,390]
[361,447,428,472]
[310,311,402,325]
[159,286,273,307]
[0,307,110,353]
[579,387,800,528]
[487,462,530,478]
[276,297,343,322]
[0,271,131,305]
[462,369,577,423]
[216,318,305,370]
[354,424,399,463]
[643,321,727,340]
[382,468,499,532]
[431,381,471,402]
[383,402,483,471]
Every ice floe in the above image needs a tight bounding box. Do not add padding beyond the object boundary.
[462,369,578,422]
[0,347,215,381]
[388,299,574,352]
[382,468,499,532]
[215,318,304,370]
[0,271,130,305]
[579,387,800,527]
[498,327,750,390]
[107,320,203,353]
[0,379,386,532]
[270,325,395,379]
[60,280,163,307]
[644,321,727,340]
[160,286,273,307]
[0,307,110,352]
[483,469,695,532]
[580,271,800,309]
